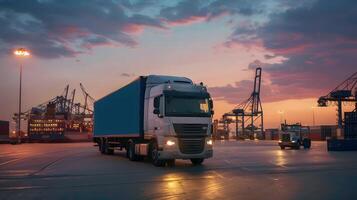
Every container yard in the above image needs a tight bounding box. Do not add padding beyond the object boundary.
[1,1,357,199]
[13,84,95,142]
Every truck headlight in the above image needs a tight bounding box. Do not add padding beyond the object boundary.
[292,140,297,143]
[166,140,175,146]
[278,140,282,143]
[207,139,213,145]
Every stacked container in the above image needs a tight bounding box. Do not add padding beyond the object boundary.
[345,112,357,139]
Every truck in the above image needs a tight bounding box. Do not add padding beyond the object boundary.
[278,123,311,150]
[93,75,214,166]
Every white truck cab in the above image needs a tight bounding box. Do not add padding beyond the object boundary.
[143,75,213,166]
[278,123,311,150]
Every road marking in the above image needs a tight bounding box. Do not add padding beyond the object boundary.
[224,159,231,164]
[0,158,23,167]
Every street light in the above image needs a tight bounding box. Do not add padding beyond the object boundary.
[278,110,284,126]
[14,48,30,144]
[311,106,316,126]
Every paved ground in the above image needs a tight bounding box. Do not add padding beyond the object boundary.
[0,141,357,200]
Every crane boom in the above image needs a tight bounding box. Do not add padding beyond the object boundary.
[317,71,357,130]
[221,67,264,139]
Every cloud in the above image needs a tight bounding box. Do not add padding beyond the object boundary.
[159,0,263,25]
[221,0,357,102]
[209,72,324,105]
[0,0,165,58]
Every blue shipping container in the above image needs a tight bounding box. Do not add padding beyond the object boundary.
[94,77,146,137]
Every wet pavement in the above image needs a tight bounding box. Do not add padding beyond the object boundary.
[0,140,357,200]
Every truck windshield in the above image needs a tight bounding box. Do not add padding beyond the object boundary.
[165,96,211,117]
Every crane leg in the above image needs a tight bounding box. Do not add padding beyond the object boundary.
[337,99,343,138]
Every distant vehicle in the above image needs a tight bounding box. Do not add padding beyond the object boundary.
[93,75,214,166]
[278,123,311,149]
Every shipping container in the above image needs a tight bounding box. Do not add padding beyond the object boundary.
[265,129,279,140]
[94,77,146,137]
[0,120,9,136]
[309,125,337,140]
[345,112,357,139]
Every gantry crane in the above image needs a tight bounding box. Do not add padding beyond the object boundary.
[222,67,264,139]
[18,84,95,121]
[318,72,357,134]
[80,83,95,114]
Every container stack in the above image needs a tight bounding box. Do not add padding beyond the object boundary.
[345,112,357,139]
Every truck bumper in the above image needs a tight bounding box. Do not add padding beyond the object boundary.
[279,141,299,147]
[158,137,213,160]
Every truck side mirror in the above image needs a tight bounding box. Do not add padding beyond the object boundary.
[209,99,214,109]
[153,109,160,115]
[153,96,160,108]
[211,110,215,115]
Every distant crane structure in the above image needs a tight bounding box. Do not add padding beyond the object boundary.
[318,72,357,131]
[80,83,95,114]
[223,67,264,139]
[14,84,95,126]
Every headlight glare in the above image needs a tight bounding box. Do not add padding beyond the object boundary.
[166,140,175,146]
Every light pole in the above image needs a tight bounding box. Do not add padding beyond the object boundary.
[14,48,30,144]
[278,110,284,128]
[311,106,316,126]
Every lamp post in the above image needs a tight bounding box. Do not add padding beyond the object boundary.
[311,106,316,126]
[14,48,30,144]
[278,110,284,127]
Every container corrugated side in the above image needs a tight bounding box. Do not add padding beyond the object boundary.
[93,77,146,137]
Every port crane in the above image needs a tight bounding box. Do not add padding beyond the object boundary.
[318,72,357,132]
[15,84,95,121]
[80,83,95,114]
[222,67,264,139]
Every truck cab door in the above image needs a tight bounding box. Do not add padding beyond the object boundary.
[149,95,165,136]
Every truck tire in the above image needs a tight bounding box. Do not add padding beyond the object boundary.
[303,138,311,149]
[99,138,106,154]
[100,138,114,155]
[190,158,204,165]
[128,142,139,161]
[105,142,114,155]
[280,146,285,150]
[150,141,165,167]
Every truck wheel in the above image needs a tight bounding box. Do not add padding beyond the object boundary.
[190,158,204,165]
[105,145,114,155]
[128,142,138,161]
[99,138,106,154]
[104,138,114,155]
[150,141,165,167]
[303,139,311,149]
[280,146,285,150]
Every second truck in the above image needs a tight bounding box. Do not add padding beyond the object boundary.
[93,75,214,166]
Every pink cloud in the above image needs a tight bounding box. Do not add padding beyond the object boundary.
[164,16,207,26]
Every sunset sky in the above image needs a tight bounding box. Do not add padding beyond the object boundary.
[0,0,356,130]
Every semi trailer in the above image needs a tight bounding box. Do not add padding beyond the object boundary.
[93,75,214,166]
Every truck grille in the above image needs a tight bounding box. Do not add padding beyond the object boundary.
[173,124,208,137]
[281,134,290,142]
[178,138,205,154]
